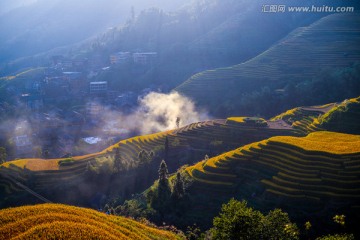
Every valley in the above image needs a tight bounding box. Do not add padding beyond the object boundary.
[0,1,360,239]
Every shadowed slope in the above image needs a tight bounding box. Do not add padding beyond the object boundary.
[175,13,360,115]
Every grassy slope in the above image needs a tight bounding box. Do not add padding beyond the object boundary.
[0,203,180,240]
[175,13,360,112]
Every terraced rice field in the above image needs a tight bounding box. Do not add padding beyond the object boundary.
[0,204,180,240]
[0,117,296,204]
[186,131,360,212]
[315,97,360,134]
[175,13,360,107]
[0,67,46,81]
[271,107,324,134]
[0,97,356,207]
[0,131,169,198]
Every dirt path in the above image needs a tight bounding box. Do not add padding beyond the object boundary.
[300,103,337,113]
[267,119,293,130]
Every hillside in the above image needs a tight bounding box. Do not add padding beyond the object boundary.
[0,0,192,67]
[175,13,360,117]
[0,117,296,208]
[172,131,360,229]
[271,97,360,135]
[1,97,358,209]
[315,97,360,134]
[0,203,180,240]
[116,97,360,229]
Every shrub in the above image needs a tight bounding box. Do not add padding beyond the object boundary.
[316,234,355,240]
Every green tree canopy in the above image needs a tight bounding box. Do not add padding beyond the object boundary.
[211,198,299,240]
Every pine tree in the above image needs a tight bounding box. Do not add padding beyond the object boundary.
[158,159,168,183]
[151,160,171,219]
[172,172,184,199]
[176,117,180,128]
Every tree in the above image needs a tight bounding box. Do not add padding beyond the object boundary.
[333,214,346,226]
[176,117,180,128]
[0,147,7,164]
[158,159,168,183]
[316,234,355,240]
[263,209,299,240]
[211,198,299,240]
[304,221,313,239]
[211,199,263,240]
[151,160,171,219]
[170,171,186,216]
[172,172,185,200]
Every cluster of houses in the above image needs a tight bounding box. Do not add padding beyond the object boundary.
[11,50,158,159]
[110,52,157,65]
[52,51,158,71]
[21,52,156,111]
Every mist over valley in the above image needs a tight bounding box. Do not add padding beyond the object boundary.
[0,1,360,239]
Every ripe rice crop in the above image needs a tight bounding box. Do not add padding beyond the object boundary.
[271,132,360,154]
[0,203,180,240]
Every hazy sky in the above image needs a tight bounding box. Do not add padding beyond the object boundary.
[0,0,195,63]
[0,0,192,16]
[0,0,37,15]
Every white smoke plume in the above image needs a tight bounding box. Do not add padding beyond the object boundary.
[136,91,208,134]
[100,91,209,136]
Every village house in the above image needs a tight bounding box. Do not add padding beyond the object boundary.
[89,81,108,95]
[133,52,157,65]
[110,52,132,64]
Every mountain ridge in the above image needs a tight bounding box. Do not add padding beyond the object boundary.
[175,13,360,117]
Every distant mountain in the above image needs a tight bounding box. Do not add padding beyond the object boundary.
[0,0,335,81]
[175,13,360,117]
[0,0,36,15]
[0,0,192,66]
